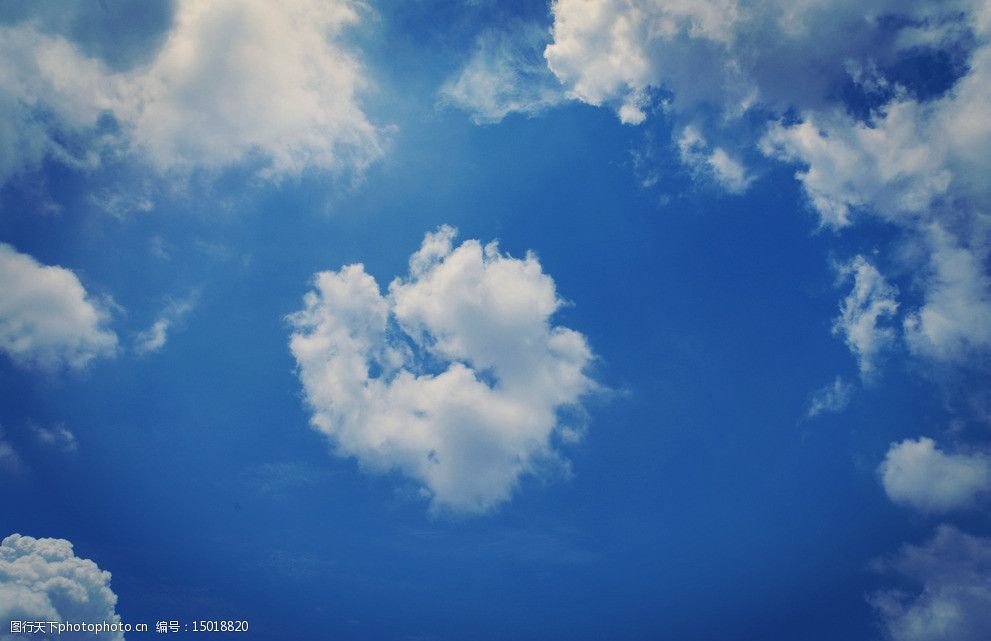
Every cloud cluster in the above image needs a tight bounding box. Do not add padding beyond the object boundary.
[0,243,117,371]
[875,435,991,636]
[446,7,991,630]
[0,0,383,185]
[449,0,991,376]
[871,525,991,641]
[0,534,124,641]
[289,226,595,513]
[542,0,982,129]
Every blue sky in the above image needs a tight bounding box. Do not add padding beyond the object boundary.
[1,1,990,640]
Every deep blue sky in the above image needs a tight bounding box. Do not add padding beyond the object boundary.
[2,2,990,640]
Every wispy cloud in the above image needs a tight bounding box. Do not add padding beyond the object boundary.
[134,292,198,355]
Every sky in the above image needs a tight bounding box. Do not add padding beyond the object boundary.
[1,1,990,640]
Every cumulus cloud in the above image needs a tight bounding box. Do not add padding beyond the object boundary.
[542,0,980,127]
[879,438,991,514]
[870,525,991,641]
[124,0,382,177]
[486,0,989,227]
[441,22,565,124]
[760,36,991,231]
[0,243,117,371]
[832,256,899,378]
[544,0,744,124]
[535,0,990,214]
[288,226,596,513]
[0,0,383,185]
[760,103,953,229]
[0,534,124,640]
[806,375,855,418]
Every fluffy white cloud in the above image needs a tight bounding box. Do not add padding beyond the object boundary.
[760,103,952,229]
[831,256,899,378]
[871,525,991,641]
[879,438,991,513]
[760,35,991,231]
[544,0,745,124]
[440,22,565,124]
[289,226,595,513]
[0,243,117,370]
[124,0,382,177]
[806,375,854,418]
[0,534,124,641]
[542,0,981,126]
[0,0,383,184]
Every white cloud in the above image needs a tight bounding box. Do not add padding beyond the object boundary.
[758,30,991,370]
[759,39,991,230]
[124,0,382,177]
[288,226,596,513]
[441,22,565,124]
[534,0,991,216]
[134,319,169,355]
[0,534,124,641]
[0,429,22,475]
[760,103,952,229]
[832,256,899,379]
[870,525,991,641]
[879,437,991,514]
[533,0,991,379]
[0,0,383,184]
[806,375,854,418]
[542,0,981,126]
[134,294,196,355]
[0,23,113,184]
[0,424,78,477]
[0,243,117,371]
[544,0,745,120]
[30,424,77,454]
[677,125,753,193]
[903,227,991,364]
